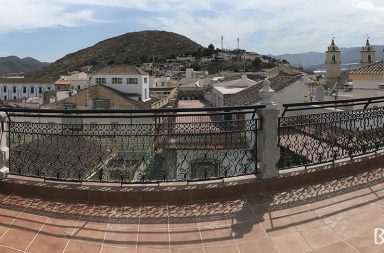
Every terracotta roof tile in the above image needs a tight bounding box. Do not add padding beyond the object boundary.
[0,77,55,84]
[94,65,148,75]
[224,73,303,106]
[350,61,384,75]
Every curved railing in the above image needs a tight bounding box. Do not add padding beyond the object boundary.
[1,105,264,184]
[278,96,384,169]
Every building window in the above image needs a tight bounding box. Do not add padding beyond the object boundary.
[378,84,384,90]
[38,87,42,94]
[368,55,372,63]
[30,87,34,94]
[23,87,26,93]
[77,85,81,90]
[144,77,148,83]
[48,87,51,90]
[112,77,122,84]
[12,87,16,93]
[93,99,110,109]
[3,86,6,92]
[127,78,138,84]
[95,78,106,84]
[145,88,148,99]
[161,82,165,87]
[4,96,7,100]
[331,55,336,64]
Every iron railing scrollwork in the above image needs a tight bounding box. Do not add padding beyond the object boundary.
[278,98,384,170]
[3,105,263,183]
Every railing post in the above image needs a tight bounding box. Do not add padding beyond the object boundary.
[256,78,280,178]
[0,112,9,179]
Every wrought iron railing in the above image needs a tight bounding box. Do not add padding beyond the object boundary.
[278,96,384,169]
[2,105,263,183]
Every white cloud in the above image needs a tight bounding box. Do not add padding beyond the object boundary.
[0,0,98,34]
[1,0,384,54]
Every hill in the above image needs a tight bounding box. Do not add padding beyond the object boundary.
[0,56,49,75]
[26,30,203,80]
[273,45,384,69]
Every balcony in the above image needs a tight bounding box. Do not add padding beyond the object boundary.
[1,96,384,252]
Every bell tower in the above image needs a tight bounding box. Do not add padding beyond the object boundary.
[360,37,375,66]
[325,37,341,85]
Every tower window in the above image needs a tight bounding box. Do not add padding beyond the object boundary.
[331,55,336,64]
[368,55,372,63]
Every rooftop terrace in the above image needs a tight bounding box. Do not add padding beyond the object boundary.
[1,163,384,253]
[2,93,384,252]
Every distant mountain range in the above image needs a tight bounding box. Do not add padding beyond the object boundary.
[26,30,203,81]
[272,45,384,70]
[0,56,49,75]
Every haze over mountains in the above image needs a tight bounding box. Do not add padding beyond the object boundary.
[1,30,383,77]
[0,56,49,75]
[273,45,384,70]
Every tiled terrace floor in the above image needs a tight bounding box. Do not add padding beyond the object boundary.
[1,167,384,252]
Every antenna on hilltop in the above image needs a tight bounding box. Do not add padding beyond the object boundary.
[237,38,239,50]
[221,35,223,50]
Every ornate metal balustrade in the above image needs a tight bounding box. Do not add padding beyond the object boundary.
[2,105,263,183]
[278,96,384,169]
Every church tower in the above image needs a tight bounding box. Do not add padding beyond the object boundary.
[360,38,375,66]
[325,38,341,85]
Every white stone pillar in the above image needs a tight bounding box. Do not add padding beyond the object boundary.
[0,112,9,179]
[256,78,280,178]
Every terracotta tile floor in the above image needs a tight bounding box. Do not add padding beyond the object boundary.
[1,167,384,252]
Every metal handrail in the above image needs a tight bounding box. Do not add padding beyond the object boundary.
[281,96,384,117]
[0,104,266,114]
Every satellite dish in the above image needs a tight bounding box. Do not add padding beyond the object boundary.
[315,86,325,102]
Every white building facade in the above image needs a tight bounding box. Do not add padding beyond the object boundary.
[0,79,55,101]
[91,65,150,102]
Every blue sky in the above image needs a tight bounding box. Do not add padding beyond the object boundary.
[0,0,383,62]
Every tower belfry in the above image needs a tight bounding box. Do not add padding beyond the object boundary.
[360,37,375,66]
[325,37,341,85]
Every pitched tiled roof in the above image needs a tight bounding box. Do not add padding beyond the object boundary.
[215,75,257,88]
[94,65,148,75]
[350,61,384,75]
[0,77,55,84]
[224,73,303,106]
[54,80,71,85]
[45,84,159,109]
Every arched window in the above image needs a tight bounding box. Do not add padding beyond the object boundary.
[331,55,336,64]
[368,55,372,63]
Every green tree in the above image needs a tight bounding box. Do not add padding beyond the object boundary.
[253,58,262,70]
[208,44,215,56]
